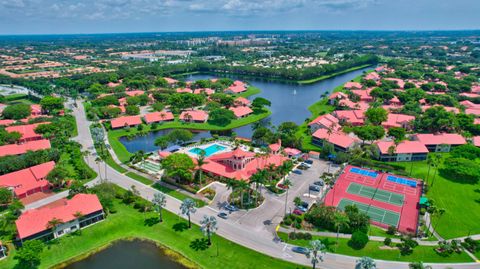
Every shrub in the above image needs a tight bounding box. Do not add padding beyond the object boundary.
[387,225,397,235]
[288,232,297,240]
[304,233,312,240]
[462,237,480,253]
[348,231,369,250]
[283,219,292,226]
[384,237,392,246]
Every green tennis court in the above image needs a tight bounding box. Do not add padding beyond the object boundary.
[337,198,400,227]
[347,183,404,206]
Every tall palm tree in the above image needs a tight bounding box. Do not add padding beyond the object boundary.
[425,154,434,185]
[73,211,84,234]
[180,198,197,228]
[196,150,208,186]
[152,193,167,222]
[433,208,446,233]
[283,178,292,215]
[95,157,103,180]
[356,256,376,269]
[249,171,264,206]
[226,179,238,203]
[46,217,64,234]
[430,154,442,187]
[237,180,250,208]
[305,240,326,269]
[333,212,349,251]
[200,215,218,245]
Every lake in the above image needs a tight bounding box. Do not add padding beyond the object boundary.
[64,239,188,269]
[120,67,371,153]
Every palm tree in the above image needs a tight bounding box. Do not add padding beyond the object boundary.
[46,217,64,235]
[200,215,218,245]
[425,154,434,185]
[237,180,250,208]
[95,157,103,180]
[433,208,446,233]
[73,211,84,234]
[226,179,238,203]
[333,212,349,251]
[249,171,264,206]
[430,154,442,187]
[180,198,197,228]
[356,256,376,269]
[283,178,292,215]
[196,150,208,186]
[305,240,326,269]
[152,193,167,222]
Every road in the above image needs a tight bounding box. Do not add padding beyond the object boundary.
[28,99,480,269]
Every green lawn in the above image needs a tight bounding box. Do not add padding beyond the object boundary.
[125,172,154,185]
[152,183,207,208]
[108,110,271,163]
[297,64,373,84]
[0,202,305,269]
[368,226,400,239]
[388,160,480,239]
[278,232,472,263]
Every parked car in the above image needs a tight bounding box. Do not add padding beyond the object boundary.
[291,246,310,254]
[309,185,321,192]
[313,180,324,186]
[297,165,308,170]
[301,162,312,168]
[293,170,302,175]
[293,209,303,215]
[300,201,309,208]
[296,205,308,212]
[304,159,313,164]
[225,204,239,212]
[217,212,228,219]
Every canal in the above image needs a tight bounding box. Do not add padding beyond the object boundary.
[64,240,188,269]
[119,67,371,153]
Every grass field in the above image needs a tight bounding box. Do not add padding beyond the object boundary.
[278,232,472,263]
[0,202,307,269]
[390,160,480,239]
[125,171,154,185]
[152,183,207,208]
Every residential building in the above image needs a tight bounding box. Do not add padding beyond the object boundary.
[15,194,104,243]
[344,82,362,89]
[229,106,253,118]
[333,110,366,126]
[179,110,208,123]
[312,129,358,152]
[0,139,51,157]
[284,147,302,158]
[413,133,467,152]
[6,123,45,142]
[110,115,142,129]
[381,113,415,129]
[308,113,340,132]
[224,81,247,94]
[0,161,54,199]
[234,97,251,106]
[351,88,373,102]
[144,111,174,123]
[328,92,348,105]
[193,88,215,95]
[376,141,429,162]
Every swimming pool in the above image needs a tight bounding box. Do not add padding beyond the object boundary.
[189,144,226,157]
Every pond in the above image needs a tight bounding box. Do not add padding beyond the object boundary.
[64,239,188,269]
[120,67,371,153]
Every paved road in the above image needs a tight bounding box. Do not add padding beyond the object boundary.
[27,99,480,269]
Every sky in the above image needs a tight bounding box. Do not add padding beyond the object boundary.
[0,0,479,35]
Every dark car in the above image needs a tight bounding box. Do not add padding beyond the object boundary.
[293,209,303,215]
[225,204,239,212]
[304,160,313,164]
[291,246,310,255]
[313,180,324,186]
[293,170,302,175]
[309,185,321,192]
[300,201,309,208]
[217,212,228,219]
[296,205,308,212]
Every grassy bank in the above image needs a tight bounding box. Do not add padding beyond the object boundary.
[297,64,373,84]
[0,202,307,269]
[152,183,207,207]
[278,232,472,263]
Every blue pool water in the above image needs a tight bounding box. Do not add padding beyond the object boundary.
[189,144,226,157]
[387,175,417,188]
[350,167,378,178]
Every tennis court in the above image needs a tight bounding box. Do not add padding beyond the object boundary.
[347,183,405,206]
[337,198,400,227]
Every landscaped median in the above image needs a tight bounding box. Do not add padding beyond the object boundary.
[277,232,473,263]
[0,201,305,269]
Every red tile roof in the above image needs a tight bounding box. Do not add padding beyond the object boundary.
[193,88,215,95]
[284,147,301,156]
[460,93,480,98]
[365,72,380,81]
[376,140,429,154]
[30,104,42,116]
[164,77,179,84]
[328,92,348,100]
[125,90,145,97]
[473,136,480,147]
[421,105,459,114]
[15,194,103,239]
[229,106,253,118]
[176,88,193,93]
[234,97,251,106]
[179,110,208,122]
[144,111,174,123]
[414,133,466,146]
[0,119,15,126]
[381,113,415,128]
[384,78,405,89]
[312,129,358,149]
[308,114,340,130]
[0,161,54,197]
[0,139,51,157]
[334,110,366,125]
[344,82,362,89]
[110,115,142,129]
[465,108,480,116]
[338,99,370,110]
[351,88,373,102]
[6,123,45,141]
[225,84,247,94]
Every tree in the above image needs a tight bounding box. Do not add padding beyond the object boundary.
[353,125,385,143]
[154,136,170,150]
[200,215,218,245]
[415,106,458,133]
[305,240,326,269]
[196,150,208,186]
[349,231,369,249]
[440,157,480,184]
[409,262,432,269]
[283,178,292,215]
[40,96,64,113]
[333,212,350,251]
[365,107,388,125]
[180,198,197,228]
[162,153,195,183]
[356,256,376,269]
[46,166,70,189]
[14,240,44,268]
[2,103,31,120]
[125,105,140,115]
[167,129,193,145]
[251,97,271,112]
[152,193,167,222]
[387,127,406,142]
[0,187,13,206]
[208,108,235,126]
[46,217,64,231]
[73,211,84,234]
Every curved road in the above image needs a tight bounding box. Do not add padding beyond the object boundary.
[29,100,479,269]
